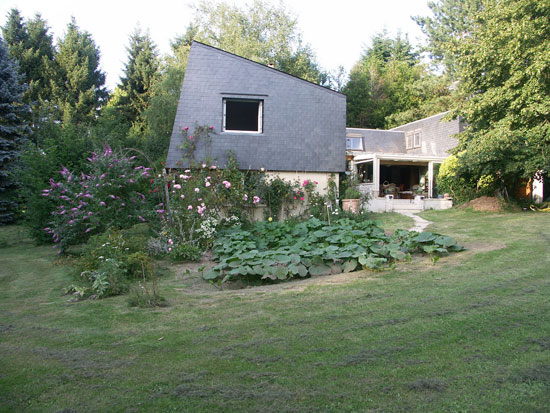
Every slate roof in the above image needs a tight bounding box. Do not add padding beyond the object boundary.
[166,41,346,172]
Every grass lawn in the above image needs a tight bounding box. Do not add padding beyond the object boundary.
[1,210,549,412]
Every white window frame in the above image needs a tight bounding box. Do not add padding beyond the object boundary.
[413,129,421,148]
[222,98,263,133]
[406,132,414,149]
[346,134,363,150]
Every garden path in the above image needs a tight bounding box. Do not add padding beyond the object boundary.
[397,211,432,232]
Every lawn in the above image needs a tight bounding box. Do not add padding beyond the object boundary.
[0,210,549,412]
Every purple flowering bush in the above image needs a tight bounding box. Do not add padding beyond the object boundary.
[41,146,154,251]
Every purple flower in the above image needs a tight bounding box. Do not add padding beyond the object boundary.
[156,209,165,214]
[138,215,146,222]
[109,194,116,199]
[85,228,91,233]
[99,201,106,206]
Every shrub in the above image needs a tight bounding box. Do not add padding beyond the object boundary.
[41,146,155,251]
[437,154,477,203]
[75,227,156,298]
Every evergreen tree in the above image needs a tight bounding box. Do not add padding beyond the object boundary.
[51,18,107,125]
[0,38,29,223]
[2,9,56,109]
[117,27,160,129]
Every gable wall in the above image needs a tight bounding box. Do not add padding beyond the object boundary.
[166,42,346,172]
[390,112,462,156]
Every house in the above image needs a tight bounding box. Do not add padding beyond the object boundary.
[168,42,542,213]
[166,41,346,194]
[346,112,463,212]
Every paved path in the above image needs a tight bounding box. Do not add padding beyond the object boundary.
[396,211,432,232]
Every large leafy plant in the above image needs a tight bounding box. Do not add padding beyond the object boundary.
[203,218,463,282]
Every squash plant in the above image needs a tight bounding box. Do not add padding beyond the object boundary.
[203,218,463,282]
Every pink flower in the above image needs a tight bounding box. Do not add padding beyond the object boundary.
[243,194,248,201]
[85,228,91,233]
[210,165,217,170]
[138,215,146,222]
[205,182,211,187]
[222,180,231,189]
[156,209,164,214]
[168,239,173,245]
[302,180,309,187]
[168,247,172,252]
[294,196,297,200]
[194,187,200,193]
[253,196,260,204]
[99,201,106,206]
[314,181,318,185]
[173,184,181,189]
[210,126,214,129]
[188,205,193,210]
[180,194,185,199]
[184,126,189,131]
[201,163,206,168]
[300,197,304,201]
[189,136,193,140]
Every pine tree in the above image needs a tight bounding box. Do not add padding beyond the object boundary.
[2,9,56,107]
[0,38,29,224]
[117,27,160,128]
[51,18,107,125]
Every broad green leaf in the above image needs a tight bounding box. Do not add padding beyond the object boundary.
[414,232,437,243]
[309,263,331,276]
[343,259,358,273]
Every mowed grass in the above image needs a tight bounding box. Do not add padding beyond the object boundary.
[1,210,549,412]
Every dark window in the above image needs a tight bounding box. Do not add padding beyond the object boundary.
[223,99,263,132]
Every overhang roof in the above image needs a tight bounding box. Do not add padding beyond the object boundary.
[353,152,448,164]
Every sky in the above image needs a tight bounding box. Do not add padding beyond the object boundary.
[0,0,432,90]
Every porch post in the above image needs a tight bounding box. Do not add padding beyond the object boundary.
[428,161,434,198]
[373,155,380,197]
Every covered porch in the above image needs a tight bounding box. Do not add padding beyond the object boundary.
[351,153,452,212]
[352,153,448,199]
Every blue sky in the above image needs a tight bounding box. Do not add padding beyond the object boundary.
[0,0,432,90]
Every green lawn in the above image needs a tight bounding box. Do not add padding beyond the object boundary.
[1,210,549,412]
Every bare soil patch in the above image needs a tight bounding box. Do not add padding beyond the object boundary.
[461,196,504,212]
[170,241,505,298]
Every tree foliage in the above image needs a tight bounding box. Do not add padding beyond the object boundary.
[50,18,107,125]
[0,38,29,223]
[116,27,160,129]
[344,31,429,129]
[450,0,550,194]
[187,0,325,84]
[2,9,56,120]
[414,0,482,76]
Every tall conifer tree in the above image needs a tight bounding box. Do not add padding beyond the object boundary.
[0,38,29,223]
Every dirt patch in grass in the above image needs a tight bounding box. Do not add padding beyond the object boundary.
[461,196,504,212]
[337,346,405,366]
[517,364,550,384]
[526,337,550,351]
[407,378,447,392]
[170,240,505,299]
